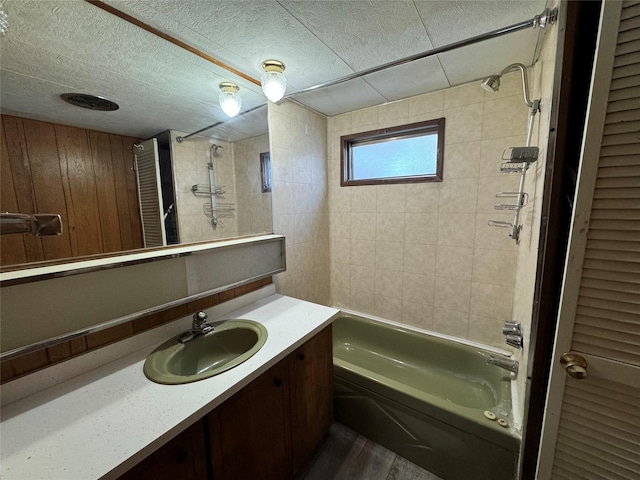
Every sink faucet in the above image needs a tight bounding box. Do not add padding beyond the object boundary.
[178,311,214,344]
[487,355,519,375]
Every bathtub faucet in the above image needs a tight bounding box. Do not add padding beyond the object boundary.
[487,355,519,375]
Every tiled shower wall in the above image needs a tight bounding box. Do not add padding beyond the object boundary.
[234,134,272,236]
[268,100,330,305]
[327,72,531,348]
[171,133,238,242]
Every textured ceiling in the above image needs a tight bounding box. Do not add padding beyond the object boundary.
[0,0,548,139]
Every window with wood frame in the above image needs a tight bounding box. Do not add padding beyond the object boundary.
[340,118,445,186]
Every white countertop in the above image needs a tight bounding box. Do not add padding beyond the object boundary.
[0,291,339,480]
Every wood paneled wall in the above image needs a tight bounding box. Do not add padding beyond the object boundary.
[0,115,143,266]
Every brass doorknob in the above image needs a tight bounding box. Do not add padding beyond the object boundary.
[560,353,588,379]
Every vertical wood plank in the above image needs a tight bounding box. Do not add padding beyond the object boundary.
[22,118,72,261]
[55,125,103,256]
[109,134,135,251]
[123,137,143,249]
[1,116,45,263]
[0,118,28,264]
[88,131,122,253]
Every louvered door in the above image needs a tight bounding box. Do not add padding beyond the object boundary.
[134,138,167,248]
[537,1,640,479]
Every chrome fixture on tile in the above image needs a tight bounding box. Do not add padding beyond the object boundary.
[485,62,542,243]
[178,311,214,344]
[487,355,519,375]
[502,321,523,349]
[0,212,63,237]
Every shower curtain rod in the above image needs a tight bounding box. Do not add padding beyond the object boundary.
[178,7,557,142]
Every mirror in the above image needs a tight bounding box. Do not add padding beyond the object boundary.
[0,0,273,271]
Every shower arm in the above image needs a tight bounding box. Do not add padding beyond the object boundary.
[499,63,534,108]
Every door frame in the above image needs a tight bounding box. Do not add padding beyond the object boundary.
[518,1,604,478]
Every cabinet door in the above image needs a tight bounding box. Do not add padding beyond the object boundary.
[117,420,208,480]
[289,325,333,474]
[209,360,292,480]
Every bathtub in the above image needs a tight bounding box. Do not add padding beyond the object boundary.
[333,313,520,480]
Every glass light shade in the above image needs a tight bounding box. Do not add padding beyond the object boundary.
[218,89,241,118]
[261,71,286,103]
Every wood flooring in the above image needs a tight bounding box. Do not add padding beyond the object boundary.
[297,423,443,480]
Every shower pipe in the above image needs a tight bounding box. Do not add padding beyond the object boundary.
[176,7,558,143]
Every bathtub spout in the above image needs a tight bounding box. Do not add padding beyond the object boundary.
[487,355,519,375]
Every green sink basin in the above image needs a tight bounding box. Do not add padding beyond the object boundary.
[144,319,268,384]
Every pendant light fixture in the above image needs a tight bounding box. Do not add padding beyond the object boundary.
[261,60,286,103]
[218,82,242,117]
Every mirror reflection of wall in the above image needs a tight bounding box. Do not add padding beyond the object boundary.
[170,132,271,244]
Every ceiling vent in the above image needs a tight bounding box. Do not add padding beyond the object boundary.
[60,93,119,111]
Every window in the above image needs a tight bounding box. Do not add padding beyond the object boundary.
[341,118,444,186]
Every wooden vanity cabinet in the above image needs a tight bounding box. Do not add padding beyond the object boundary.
[117,419,208,480]
[288,325,333,473]
[117,325,333,480]
[207,360,293,480]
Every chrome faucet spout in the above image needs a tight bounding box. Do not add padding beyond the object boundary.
[487,355,519,375]
[178,311,213,344]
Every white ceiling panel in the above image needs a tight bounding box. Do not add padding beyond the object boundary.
[278,0,434,71]
[292,78,387,117]
[362,56,450,102]
[1,0,550,135]
[414,0,547,47]
[436,29,539,86]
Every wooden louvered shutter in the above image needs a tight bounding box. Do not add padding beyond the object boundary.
[134,138,167,248]
[538,1,640,479]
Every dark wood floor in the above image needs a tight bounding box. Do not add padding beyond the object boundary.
[297,423,443,480]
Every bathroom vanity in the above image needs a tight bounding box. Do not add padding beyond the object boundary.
[0,289,339,480]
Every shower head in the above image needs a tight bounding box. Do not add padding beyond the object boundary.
[211,144,223,157]
[480,63,533,107]
[481,75,501,93]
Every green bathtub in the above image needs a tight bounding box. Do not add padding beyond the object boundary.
[333,313,520,480]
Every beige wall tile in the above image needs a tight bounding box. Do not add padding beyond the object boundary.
[402,272,435,305]
[330,262,350,289]
[436,213,476,248]
[375,241,404,271]
[332,286,352,309]
[351,289,376,316]
[375,269,404,300]
[432,308,469,339]
[408,91,444,117]
[328,185,351,212]
[402,302,434,330]
[436,246,473,280]
[470,282,513,320]
[374,295,402,322]
[443,141,481,179]
[468,315,505,349]
[403,243,436,275]
[351,212,377,240]
[330,211,351,238]
[438,178,478,214]
[330,236,351,265]
[482,95,529,140]
[443,103,483,145]
[434,277,471,313]
[351,265,375,294]
[351,186,377,212]
[275,273,298,298]
[406,183,440,213]
[404,213,438,245]
[376,212,406,243]
[444,82,485,109]
[378,101,410,128]
[377,184,406,212]
[472,249,517,286]
[351,238,376,267]
[352,107,379,130]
